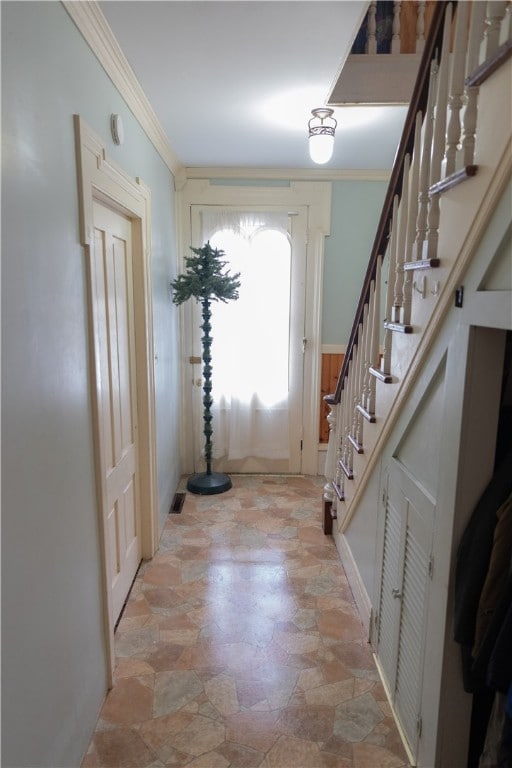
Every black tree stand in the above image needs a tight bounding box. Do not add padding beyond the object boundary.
[186,297,232,495]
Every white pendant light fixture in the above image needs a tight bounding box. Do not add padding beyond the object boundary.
[308,108,337,164]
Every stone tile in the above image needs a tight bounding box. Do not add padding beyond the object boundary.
[123,593,152,617]
[236,679,269,708]
[184,753,230,768]
[143,587,183,611]
[225,711,281,753]
[204,673,239,715]
[216,741,265,767]
[153,670,203,716]
[321,659,353,683]
[115,657,154,678]
[115,624,160,657]
[297,666,325,691]
[84,476,411,768]
[305,678,355,707]
[166,714,225,756]
[274,630,320,655]
[317,609,364,641]
[101,678,153,725]
[143,642,186,672]
[263,734,324,768]
[92,728,157,767]
[352,741,409,767]
[277,704,334,741]
[138,711,194,751]
[334,693,385,742]
[142,563,181,587]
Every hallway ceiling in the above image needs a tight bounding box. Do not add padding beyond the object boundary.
[100,1,409,171]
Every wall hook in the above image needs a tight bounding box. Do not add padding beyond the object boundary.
[413,275,426,299]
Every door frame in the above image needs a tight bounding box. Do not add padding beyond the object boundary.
[74,116,158,682]
[177,178,332,476]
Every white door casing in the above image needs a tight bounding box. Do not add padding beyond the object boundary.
[189,206,307,474]
[74,116,158,682]
[177,179,332,476]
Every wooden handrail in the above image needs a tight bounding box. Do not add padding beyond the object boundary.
[333,1,452,403]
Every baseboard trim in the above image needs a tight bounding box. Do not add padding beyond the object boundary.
[333,529,372,641]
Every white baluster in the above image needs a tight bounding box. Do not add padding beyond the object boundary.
[462,2,487,166]
[395,153,410,324]
[499,1,512,45]
[414,60,438,261]
[334,393,344,498]
[353,318,365,449]
[345,358,354,475]
[392,1,402,54]
[361,288,374,417]
[427,3,452,262]
[368,255,382,413]
[387,197,399,324]
[382,201,398,374]
[403,115,422,326]
[416,0,426,53]
[367,1,377,54]
[323,398,338,509]
[481,1,507,61]
[446,1,470,176]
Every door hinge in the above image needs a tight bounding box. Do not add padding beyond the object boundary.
[428,554,434,579]
[300,439,303,452]
[302,337,307,353]
[382,488,388,507]
[416,715,423,738]
[189,355,201,364]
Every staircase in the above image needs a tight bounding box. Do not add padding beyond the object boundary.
[322,2,512,765]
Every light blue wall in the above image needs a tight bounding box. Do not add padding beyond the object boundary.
[1,2,181,765]
[323,180,387,345]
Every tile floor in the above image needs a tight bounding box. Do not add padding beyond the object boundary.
[82,475,410,768]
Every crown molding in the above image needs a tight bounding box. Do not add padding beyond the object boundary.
[62,1,391,185]
[185,167,391,182]
[63,0,183,177]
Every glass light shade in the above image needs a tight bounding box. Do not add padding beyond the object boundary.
[308,108,337,165]
[309,133,335,164]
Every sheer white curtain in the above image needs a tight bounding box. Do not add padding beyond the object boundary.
[200,209,291,461]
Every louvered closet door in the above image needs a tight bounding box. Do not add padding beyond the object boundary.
[376,459,435,760]
[377,469,403,695]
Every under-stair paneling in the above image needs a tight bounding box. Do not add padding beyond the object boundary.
[393,356,446,499]
[480,222,512,291]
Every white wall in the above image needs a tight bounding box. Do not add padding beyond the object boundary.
[1,2,181,765]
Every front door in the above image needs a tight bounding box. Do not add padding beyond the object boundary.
[190,206,307,474]
[92,201,141,624]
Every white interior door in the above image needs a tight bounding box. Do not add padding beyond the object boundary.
[92,201,141,624]
[190,206,307,474]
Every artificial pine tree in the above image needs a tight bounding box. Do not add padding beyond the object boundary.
[171,242,240,494]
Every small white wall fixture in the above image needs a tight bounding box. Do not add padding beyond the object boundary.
[74,115,159,681]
